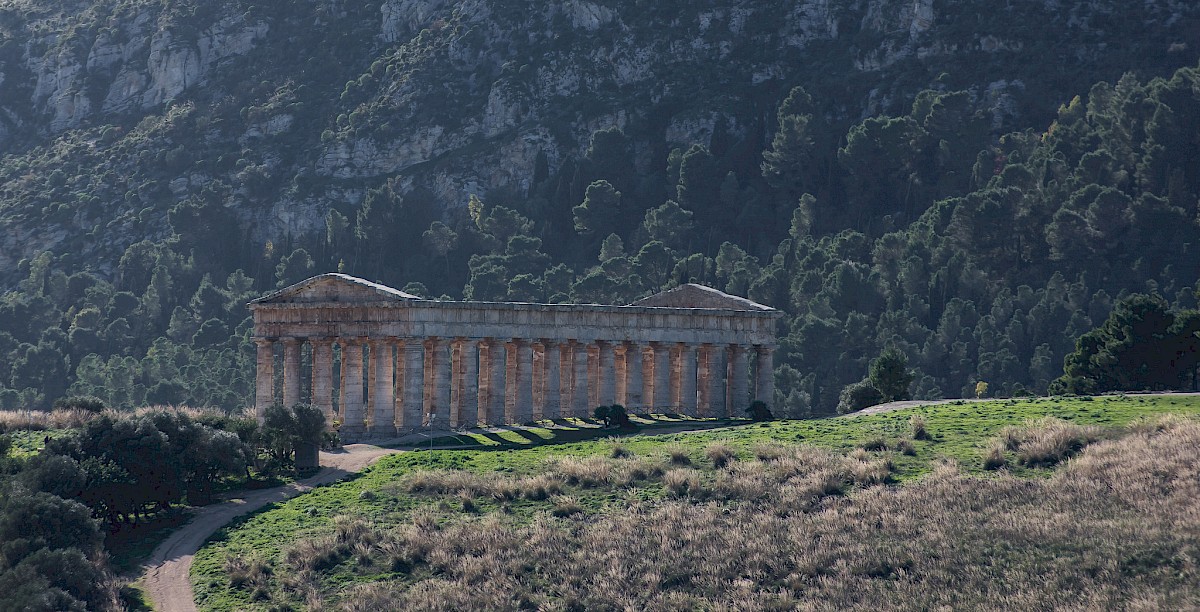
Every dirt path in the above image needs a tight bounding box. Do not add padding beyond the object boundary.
[140,444,402,612]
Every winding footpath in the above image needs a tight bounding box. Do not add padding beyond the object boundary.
[141,444,403,612]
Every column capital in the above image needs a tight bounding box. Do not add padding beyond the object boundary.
[280,336,301,346]
[252,337,275,347]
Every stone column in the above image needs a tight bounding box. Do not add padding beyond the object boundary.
[615,345,628,407]
[485,339,507,426]
[625,342,644,410]
[697,345,712,417]
[457,339,480,428]
[371,339,396,437]
[400,339,424,432]
[651,342,672,410]
[572,341,589,418]
[339,339,366,439]
[729,345,751,417]
[676,343,698,416]
[253,338,275,421]
[366,343,377,426]
[281,338,301,408]
[531,342,546,420]
[543,341,562,419]
[311,338,334,421]
[587,343,600,409]
[597,341,617,406]
[514,339,534,423]
[427,338,452,429]
[755,345,775,405]
[707,344,727,418]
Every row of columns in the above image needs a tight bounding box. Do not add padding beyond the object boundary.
[255,337,775,439]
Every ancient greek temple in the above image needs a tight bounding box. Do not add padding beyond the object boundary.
[249,274,780,441]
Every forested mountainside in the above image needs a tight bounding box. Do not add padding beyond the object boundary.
[0,0,1197,413]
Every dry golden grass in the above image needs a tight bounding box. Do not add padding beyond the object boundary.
[326,419,1200,611]
[1000,417,1104,467]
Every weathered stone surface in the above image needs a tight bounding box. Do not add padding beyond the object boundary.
[251,274,779,440]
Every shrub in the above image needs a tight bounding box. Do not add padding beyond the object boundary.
[746,400,774,421]
[836,380,884,414]
[52,396,106,413]
[895,438,916,456]
[706,443,736,468]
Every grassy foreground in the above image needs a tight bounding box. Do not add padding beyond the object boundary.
[192,395,1200,610]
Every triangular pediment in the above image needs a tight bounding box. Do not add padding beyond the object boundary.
[250,274,420,305]
[629,283,773,311]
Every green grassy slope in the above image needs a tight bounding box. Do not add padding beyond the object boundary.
[191,395,1200,610]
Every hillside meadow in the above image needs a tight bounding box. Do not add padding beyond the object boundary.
[192,395,1200,610]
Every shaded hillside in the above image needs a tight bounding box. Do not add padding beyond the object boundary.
[0,0,1198,411]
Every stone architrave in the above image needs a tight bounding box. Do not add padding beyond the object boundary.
[249,275,779,439]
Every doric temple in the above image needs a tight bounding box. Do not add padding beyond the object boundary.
[249,274,781,441]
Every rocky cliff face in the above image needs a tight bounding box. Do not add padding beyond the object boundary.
[0,0,1196,284]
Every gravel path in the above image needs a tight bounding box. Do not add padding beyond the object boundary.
[140,444,403,612]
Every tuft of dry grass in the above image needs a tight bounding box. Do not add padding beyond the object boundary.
[549,455,613,487]
[663,468,703,497]
[516,474,563,500]
[550,495,584,517]
[752,442,786,462]
[981,441,1007,470]
[909,414,930,440]
[1000,417,1104,467]
[664,444,692,466]
[705,442,737,468]
[609,441,633,458]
